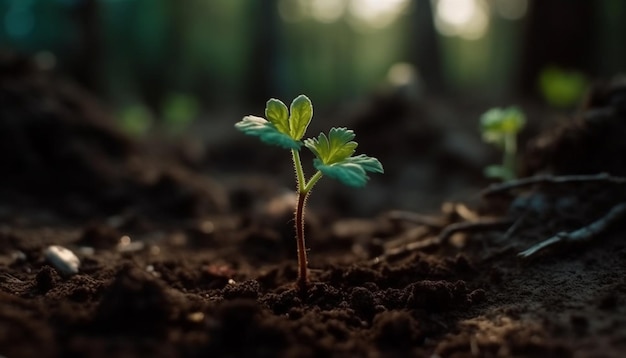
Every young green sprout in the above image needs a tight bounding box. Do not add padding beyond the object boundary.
[480,106,526,181]
[235,95,383,291]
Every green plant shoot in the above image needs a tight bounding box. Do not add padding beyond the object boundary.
[480,106,526,181]
[235,95,383,290]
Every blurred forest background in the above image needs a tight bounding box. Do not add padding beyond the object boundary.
[2,0,625,122]
[1,0,625,213]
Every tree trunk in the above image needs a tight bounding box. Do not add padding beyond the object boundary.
[244,0,281,105]
[409,0,444,94]
[517,0,595,97]
[72,0,102,93]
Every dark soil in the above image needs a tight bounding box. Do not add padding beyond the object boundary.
[2,56,626,357]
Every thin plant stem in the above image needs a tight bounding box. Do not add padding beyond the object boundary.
[304,171,323,192]
[292,150,306,192]
[294,190,309,291]
[503,133,517,180]
[291,150,323,291]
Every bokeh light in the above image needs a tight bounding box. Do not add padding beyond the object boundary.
[278,0,409,29]
[310,0,347,23]
[348,0,410,29]
[434,0,490,40]
[387,62,416,87]
[5,7,34,38]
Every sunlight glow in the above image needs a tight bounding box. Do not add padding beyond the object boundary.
[310,0,347,23]
[387,62,416,87]
[279,0,347,24]
[280,0,409,28]
[434,0,489,40]
[348,0,409,29]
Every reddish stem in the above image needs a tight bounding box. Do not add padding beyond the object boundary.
[295,190,309,292]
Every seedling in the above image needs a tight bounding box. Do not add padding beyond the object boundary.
[480,106,526,181]
[235,95,383,290]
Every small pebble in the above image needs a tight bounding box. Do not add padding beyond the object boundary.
[44,245,80,276]
[149,245,161,256]
[11,250,27,263]
[116,235,145,253]
[187,312,205,323]
[199,220,215,234]
[146,264,161,277]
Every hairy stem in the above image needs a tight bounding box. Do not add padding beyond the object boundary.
[292,150,306,192]
[291,149,309,291]
[296,170,323,291]
[304,171,323,192]
[291,149,323,291]
[295,189,309,291]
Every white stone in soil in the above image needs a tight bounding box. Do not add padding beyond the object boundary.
[44,245,80,275]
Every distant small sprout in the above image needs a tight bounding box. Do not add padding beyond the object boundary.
[538,66,587,108]
[161,92,200,134]
[480,106,526,181]
[235,95,383,291]
[118,103,153,137]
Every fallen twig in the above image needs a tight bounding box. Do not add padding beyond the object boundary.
[438,218,514,244]
[518,202,626,259]
[371,218,513,264]
[482,173,626,197]
[380,236,441,260]
[502,214,526,241]
[386,210,446,228]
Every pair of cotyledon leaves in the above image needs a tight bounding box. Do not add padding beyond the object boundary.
[479,106,526,147]
[235,95,383,188]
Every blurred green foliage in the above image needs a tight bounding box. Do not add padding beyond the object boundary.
[538,66,588,108]
[480,106,526,146]
[161,93,200,134]
[118,104,153,137]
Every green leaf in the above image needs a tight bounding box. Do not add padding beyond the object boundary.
[481,131,505,147]
[289,95,313,140]
[314,159,368,187]
[480,107,526,137]
[306,127,383,187]
[304,127,357,165]
[265,98,290,135]
[235,116,301,150]
[313,154,384,188]
[236,95,315,150]
[344,154,384,174]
